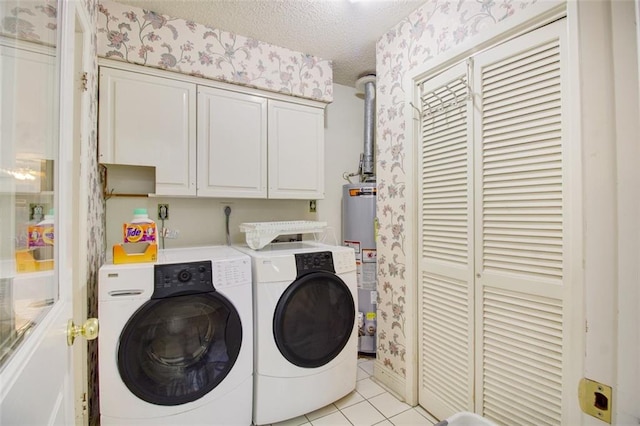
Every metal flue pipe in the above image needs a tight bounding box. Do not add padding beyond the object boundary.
[356,74,376,179]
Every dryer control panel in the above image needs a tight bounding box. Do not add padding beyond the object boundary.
[295,251,334,276]
[152,261,213,299]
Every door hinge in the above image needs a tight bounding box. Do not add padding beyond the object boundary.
[81,392,88,414]
[81,72,88,92]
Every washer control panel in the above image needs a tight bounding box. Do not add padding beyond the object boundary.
[332,249,357,274]
[152,260,213,299]
[295,251,335,276]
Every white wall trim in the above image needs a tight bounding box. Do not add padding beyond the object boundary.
[573,4,617,425]
[0,37,55,55]
[610,0,640,423]
[562,2,586,424]
[373,359,407,400]
[72,3,93,425]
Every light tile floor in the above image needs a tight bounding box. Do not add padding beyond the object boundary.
[270,357,440,426]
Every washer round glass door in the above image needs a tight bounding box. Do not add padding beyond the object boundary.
[117,292,242,405]
[273,271,355,368]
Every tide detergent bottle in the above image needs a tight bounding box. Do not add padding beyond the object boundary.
[123,208,157,244]
[28,209,54,249]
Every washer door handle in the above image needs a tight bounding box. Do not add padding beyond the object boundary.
[108,290,144,297]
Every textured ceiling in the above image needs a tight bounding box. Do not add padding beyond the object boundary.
[111,0,424,87]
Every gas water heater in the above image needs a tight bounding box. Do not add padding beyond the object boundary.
[342,182,377,354]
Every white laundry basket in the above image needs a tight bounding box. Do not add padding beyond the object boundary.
[434,412,498,426]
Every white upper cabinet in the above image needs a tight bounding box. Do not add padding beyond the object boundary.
[268,100,325,199]
[98,67,197,196]
[1,42,56,193]
[197,87,267,198]
[98,62,325,199]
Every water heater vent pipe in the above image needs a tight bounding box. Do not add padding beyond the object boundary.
[356,74,376,179]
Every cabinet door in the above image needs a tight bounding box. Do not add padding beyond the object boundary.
[98,67,196,196]
[267,100,325,199]
[197,86,267,198]
[0,44,56,193]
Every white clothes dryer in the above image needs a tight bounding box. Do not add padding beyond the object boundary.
[235,242,358,425]
[98,246,252,425]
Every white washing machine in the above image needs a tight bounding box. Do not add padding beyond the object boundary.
[98,246,252,425]
[235,241,358,425]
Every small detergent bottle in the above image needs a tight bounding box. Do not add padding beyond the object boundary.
[29,209,54,248]
[123,208,157,244]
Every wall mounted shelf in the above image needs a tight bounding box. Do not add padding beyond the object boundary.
[99,163,156,199]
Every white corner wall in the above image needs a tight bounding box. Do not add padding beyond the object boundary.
[575,0,640,423]
[317,83,365,244]
[611,0,640,423]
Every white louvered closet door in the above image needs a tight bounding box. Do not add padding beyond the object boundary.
[418,19,570,425]
[473,19,568,425]
[418,62,475,420]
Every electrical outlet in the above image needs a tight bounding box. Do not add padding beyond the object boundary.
[163,228,180,239]
[309,200,317,213]
[219,201,234,212]
[158,204,169,220]
[29,204,45,221]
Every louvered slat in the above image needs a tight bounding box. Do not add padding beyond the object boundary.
[477,25,565,425]
[479,35,563,281]
[482,287,563,424]
[421,272,470,411]
[421,72,469,267]
[418,63,474,419]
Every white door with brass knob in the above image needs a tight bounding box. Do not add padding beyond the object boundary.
[0,2,93,425]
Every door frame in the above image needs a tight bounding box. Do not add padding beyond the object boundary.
[577,1,640,423]
[69,2,93,424]
[404,0,640,423]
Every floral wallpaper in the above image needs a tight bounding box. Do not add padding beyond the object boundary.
[96,0,333,103]
[375,0,536,389]
[0,0,58,44]
[80,0,103,423]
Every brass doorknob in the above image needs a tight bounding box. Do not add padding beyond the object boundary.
[67,318,99,346]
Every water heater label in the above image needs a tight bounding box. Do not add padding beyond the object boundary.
[362,262,377,290]
[344,240,360,253]
[362,249,376,262]
[349,187,377,197]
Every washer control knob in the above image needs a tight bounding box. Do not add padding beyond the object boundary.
[178,269,192,282]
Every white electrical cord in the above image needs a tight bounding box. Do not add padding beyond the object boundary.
[160,219,165,249]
